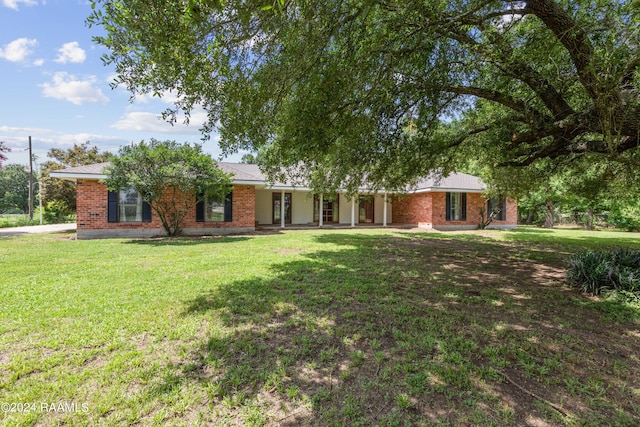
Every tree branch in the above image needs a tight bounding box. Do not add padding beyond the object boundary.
[444,85,546,122]
[526,0,600,101]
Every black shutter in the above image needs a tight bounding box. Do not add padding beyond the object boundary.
[142,200,152,222]
[196,196,205,222]
[224,191,233,222]
[488,198,493,216]
[461,193,467,221]
[445,192,451,221]
[108,190,118,223]
[502,197,507,221]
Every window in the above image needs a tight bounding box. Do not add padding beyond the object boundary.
[108,187,152,223]
[196,191,233,223]
[205,193,226,222]
[119,188,142,221]
[446,192,467,221]
[488,196,507,221]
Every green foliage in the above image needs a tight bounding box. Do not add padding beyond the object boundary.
[41,142,112,212]
[105,139,232,236]
[0,164,30,213]
[43,200,73,223]
[89,0,640,194]
[607,198,640,232]
[567,249,640,297]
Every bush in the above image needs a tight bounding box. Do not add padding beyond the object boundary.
[43,200,72,223]
[567,249,640,297]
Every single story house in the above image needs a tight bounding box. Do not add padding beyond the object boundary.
[51,162,517,239]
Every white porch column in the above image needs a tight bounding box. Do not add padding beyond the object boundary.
[280,189,285,228]
[319,193,323,227]
[351,197,356,227]
[383,192,388,227]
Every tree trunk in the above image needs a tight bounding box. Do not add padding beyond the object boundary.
[543,200,554,229]
[526,210,535,224]
[585,207,594,231]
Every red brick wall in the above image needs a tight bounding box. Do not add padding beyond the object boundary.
[431,192,485,227]
[76,180,255,232]
[392,192,517,229]
[391,193,432,225]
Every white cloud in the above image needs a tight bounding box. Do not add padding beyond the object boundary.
[132,90,182,105]
[0,126,125,164]
[112,107,208,134]
[40,72,109,105]
[33,58,44,66]
[0,37,37,62]
[55,41,86,64]
[2,0,38,10]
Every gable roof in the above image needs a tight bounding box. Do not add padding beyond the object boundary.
[50,162,486,193]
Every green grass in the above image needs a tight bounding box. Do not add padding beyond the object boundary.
[0,212,75,228]
[1,227,640,426]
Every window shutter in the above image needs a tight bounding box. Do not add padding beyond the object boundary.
[488,198,493,216]
[461,193,467,221]
[224,191,233,222]
[142,200,152,222]
[502,197,507,221]
[445,193,451,221]
[108,190,118,223]
[196,191,205,222]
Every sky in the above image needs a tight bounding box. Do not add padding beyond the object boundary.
[0,0,243,168]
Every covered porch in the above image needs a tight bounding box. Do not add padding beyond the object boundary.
[254,187,392,228]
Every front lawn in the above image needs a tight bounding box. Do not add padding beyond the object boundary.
[1,228,639,426]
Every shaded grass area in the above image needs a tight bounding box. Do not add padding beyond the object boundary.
[1,228,639,426]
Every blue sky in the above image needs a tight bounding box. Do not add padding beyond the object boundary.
[0,0,242,167]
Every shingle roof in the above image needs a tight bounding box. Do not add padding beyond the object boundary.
[411,172,485,192]
[50,162,110,177]
[50,162,485,192]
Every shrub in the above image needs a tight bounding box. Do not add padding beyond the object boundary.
[567,249,640,296]
[43,200,72,223]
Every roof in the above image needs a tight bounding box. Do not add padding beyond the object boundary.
[410,172,485,193]
[50,162,486,193]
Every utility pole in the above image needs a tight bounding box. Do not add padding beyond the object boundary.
[28,136,34,220]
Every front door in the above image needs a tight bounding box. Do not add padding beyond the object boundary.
[359,197,374,223]
[273,193,292,224]
[314,194,339,223]
[323,199,335,223]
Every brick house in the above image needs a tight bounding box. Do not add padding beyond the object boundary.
[51,162,517,239]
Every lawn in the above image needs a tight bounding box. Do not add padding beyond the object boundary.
[1,227,639,426]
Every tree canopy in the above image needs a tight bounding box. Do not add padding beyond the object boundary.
[0,164,29,214]
[105,139,232,236]
[89,0,640,192]
[41,142,112,213]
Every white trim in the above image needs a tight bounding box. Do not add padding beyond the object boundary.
[50,172,108,180]
[383,192,388,227]
[351,198,355,227]
[408,187,485,194]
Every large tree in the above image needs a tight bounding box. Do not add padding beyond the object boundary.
[105,139,232,236]
[40,142,112,212]
[89,0,640,192]
[0,164,30,213]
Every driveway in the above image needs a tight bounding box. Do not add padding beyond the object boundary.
[0,223,76,237]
